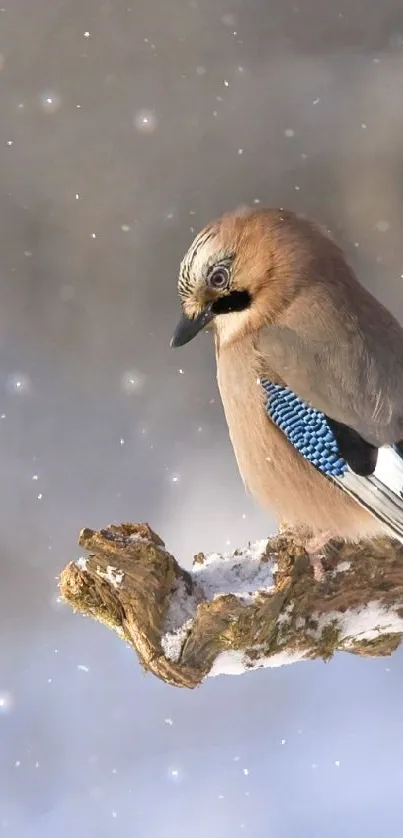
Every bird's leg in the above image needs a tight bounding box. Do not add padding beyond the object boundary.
[304,531,333,582]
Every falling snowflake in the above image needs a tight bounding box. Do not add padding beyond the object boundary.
[375,220,390,233]
[133,109,158,133]
[120,370,145,395]
[6,373,31,394]
[0,692,13,711]
[39,91,61,113]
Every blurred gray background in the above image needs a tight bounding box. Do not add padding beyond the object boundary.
[1,0,403,835]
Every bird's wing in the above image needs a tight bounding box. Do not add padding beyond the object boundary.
[257,285,403,540]
[260,377,403,542]
[257,311,403,447]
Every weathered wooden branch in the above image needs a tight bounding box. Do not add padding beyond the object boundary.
[59,523,403,689]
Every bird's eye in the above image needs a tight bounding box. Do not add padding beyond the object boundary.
[207,266,230,290]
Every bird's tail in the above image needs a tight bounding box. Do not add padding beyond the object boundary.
[334,445,403,542]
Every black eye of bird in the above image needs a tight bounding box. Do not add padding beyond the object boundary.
[207,266,230,290]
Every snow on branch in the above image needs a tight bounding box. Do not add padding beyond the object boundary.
[59,523,403,689]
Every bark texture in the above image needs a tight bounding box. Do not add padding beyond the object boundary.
[59,523,403,689]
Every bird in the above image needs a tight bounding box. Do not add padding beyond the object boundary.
[170,206,403,578]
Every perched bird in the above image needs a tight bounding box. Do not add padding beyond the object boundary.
[170,207,403,575]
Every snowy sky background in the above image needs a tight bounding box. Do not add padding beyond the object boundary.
[2,0,403,835]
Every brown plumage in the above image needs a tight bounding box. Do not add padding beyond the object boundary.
[171,207,403,566]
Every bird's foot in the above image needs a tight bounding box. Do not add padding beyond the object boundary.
[309,552,326,583]
[305,531,333,583]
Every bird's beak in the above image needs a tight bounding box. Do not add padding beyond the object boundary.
[170,305,214,348]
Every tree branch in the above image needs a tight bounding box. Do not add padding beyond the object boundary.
[59,523,403,689]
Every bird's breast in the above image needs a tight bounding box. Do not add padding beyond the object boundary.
[216,337,383,539]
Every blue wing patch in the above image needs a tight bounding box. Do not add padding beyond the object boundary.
[260,379,348,477]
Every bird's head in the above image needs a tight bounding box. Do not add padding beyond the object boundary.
[170,206,319,349]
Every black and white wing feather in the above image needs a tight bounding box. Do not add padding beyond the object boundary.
[261,378,403,542]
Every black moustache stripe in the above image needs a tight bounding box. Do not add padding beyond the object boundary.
[211,290,251,315]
